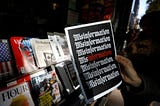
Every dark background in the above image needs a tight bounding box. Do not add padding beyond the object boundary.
[0,0,133,50]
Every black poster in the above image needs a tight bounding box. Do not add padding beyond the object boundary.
[64,20,122,104]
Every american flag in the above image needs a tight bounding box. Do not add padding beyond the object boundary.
[0,39,13,79]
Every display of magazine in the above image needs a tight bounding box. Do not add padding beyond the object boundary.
[47,32,71,63]
[30,38,56,68]
[65,20,122,104]
[30,68,61,106]
[0,82,35,106]
[0,39,15,81]
[10,37,38,74]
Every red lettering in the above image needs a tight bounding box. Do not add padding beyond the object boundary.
[87,50,112,61]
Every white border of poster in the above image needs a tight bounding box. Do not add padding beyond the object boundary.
[64,20,122,104]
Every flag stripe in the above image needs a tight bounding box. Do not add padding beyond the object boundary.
[0,63,2,73]
[2,62,6,73]
[7,61,13,75]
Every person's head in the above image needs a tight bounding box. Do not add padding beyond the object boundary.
[10,94,29,106]
[139,10,160,40]
[124,11,160,58]
[19,38,33,57]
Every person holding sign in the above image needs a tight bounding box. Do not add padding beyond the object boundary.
[116,11,160,106]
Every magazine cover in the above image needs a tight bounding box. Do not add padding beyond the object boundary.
[30,68,61,106]
[47,32,71,63]
[30,38,56,68]
[0,82,35,106]
[10,37,38,74]
[0,39,14,81]
[46,65,62,104]
[64,20,122,103]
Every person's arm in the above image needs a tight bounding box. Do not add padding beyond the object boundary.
[115,55,160,99]
[115,55,142,88]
